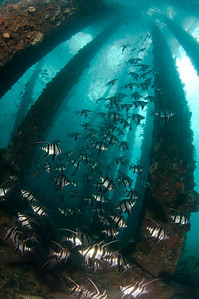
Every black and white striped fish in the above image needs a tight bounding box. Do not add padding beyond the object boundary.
[118,174,133,188]
[0,185,10,198]
[128,58,142,65]
[132,100,148,110]
[25,232,40,244]
[93,141,108,154]
[76,109,92,118]
[97,214,110,226]
[113,156,128,166]
[146,219,169,241]
[68,132,82,140]
[102,226,119,238]
[61,228,91,247]
[122,83,137,90]
[110,214,127,228]
[43,241,70,268]
[103,133,118,145]
[0,177,16,199]
[124,189,138,201]
[80,240,118,265]
[106,79,118,86]
[17,213,34,229]
[131,91,142,101]
[117,198,136,215]
[21,189,38,203]
[92,193,106,203]
[54,174,70,190]
[118,141,129,151]
[34,142,62,160]
[49,241,70,262]
[129,163,143,174]
[30,203,47,216]
[120,278,159,299]
[14,239,34,254]
[65,275,108,299]
[100,176,115,192]
[122,43,131,53]
[128,71,139,80]
[81,122,92,130]
[105,253,131,272]
[169,208,189,225]
[152,110,174,121]
[4,226,23,243]
[130,113,145,124]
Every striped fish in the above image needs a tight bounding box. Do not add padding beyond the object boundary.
[102,226,119,238]
[34,142,62,160]
[84,277,107,299]
[25,232,40,244]
[43,241,70,269]
[153,110,174,120]
[169,208,189,225]
[92,193,106,203]
[146,219,169,241]
[17,213,33,229]
[30,203,47,216]
[21,190,38,203]
[100,176,115,192]
[15,239,33,254]
[129,163,143,174]
[0,185,10,198]
[49,241,70,262]
[54,174,70,190]
[117,198,136,215]
[76,109,92,118]
[120,278,159,299]
[80,240,118,266]
[4,226,23,243]
[0,177,15,199]
[110,214,127,228]
[105,253,131,272]
[65,275,107,299]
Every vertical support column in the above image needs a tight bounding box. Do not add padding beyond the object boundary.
[132,23,197,277]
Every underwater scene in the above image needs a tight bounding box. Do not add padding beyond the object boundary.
[0,0,199,298]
